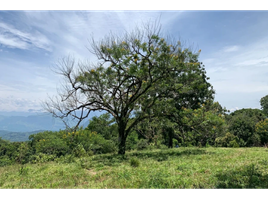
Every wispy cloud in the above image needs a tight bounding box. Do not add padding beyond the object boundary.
[0,22,52,51]
[1,11,268,113]
[223,45,239,52]
[0,96,43,112]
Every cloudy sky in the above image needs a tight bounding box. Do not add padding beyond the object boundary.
[1,9,268,113]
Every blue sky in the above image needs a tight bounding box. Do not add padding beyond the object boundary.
[1,10,268,113]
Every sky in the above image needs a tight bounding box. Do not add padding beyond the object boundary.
[1,9,268,113]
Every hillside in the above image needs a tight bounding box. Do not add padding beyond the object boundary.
[0,147,268,189]
[0,111,104,142]
[0,130,45,142]
[0,114,65,132]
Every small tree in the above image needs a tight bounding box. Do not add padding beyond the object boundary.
[260,95,268,116]
[43,21,212,155]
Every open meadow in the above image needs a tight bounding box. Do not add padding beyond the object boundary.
[1,147,268,189]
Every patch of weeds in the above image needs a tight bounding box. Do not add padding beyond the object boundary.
[117,170,132,180]
[157,156,169,162]
[259,159,268,166]
[198,168,206,173]
[177,163,187,171]
[18,165,30,176]
[95,163,104,170]
[145,172,170,188]
[216,164,268,188]
[130,157,140,167]
[109,158,121,166]
[0,178,5,187]
[78,158,93,170]
[55,154,75,164]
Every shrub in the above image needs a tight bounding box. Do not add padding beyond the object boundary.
[72,144,87,158]
[29,153,56,163]
[255,119,268,145]
[130,157,140,167]
[0,156,14,167]
[137,139,148,150]
[248,133,261,147]
[215,132,239,147]
[227,140,240,148]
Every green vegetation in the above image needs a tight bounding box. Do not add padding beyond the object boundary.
[0,130,44,142]
[2,21,268,189]
[43,21,214,155]
[0,147,268,189]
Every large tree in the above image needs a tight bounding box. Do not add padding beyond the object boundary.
[43,22,212,155]
[227,108,266,146]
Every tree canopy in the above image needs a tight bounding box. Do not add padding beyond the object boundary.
[43,22,214,154]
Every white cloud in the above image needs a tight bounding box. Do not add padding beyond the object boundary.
[0,34,29,49]
[229,107,240,112]
[0,96,43,112]
[2,11,268,113]
[223,45,239,52]
[0,22,52,51]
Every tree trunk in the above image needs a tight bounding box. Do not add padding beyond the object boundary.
[118,136,126,155]
[167,127,174,148]
[168,134,173,148]
[118,121,127,155]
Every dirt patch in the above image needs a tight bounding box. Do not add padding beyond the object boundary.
[85,169,97,175]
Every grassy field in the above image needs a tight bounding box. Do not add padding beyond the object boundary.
[0,147,268,189]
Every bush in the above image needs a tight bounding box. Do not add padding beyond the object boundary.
[29,153,56,163]
[72,144,87,158]
[0,156,14,167]
[32,132,69,157]
[173,139,179,147]
[159,144,168,150]
[137,139,148,150]
[125,131,138,150]
[130,157,140,167]
[215,132,239,147]
[55,154,76,164]
[248,133,261,147]
[255,119,268,145]
[228,140,240,148]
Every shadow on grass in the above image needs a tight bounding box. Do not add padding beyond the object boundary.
[216,164,268,188]
[90,148,210,166]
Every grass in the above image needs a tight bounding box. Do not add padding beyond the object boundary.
[0,147,268,188]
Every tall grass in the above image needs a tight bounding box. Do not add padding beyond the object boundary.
[0,147,268,188]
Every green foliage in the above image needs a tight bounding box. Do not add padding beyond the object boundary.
[125,131,139,150]
[29,131,69,156]
[72,144,88,158]
[260,95,268,116]
[86,113,118,140]
[255,119,268,145]
[44,21,214,155]
[173,138,179,146]
[29,153,56,164]
[16,142,30,164]
[180,101,228,146]
[18,165,30,176]
[1,148,268,188]
[215,132,240,147]
[130,157,140,167]
[0,156,14,167]
[227,109,265,146]
[137,139,148,150]
[55,154,76,164]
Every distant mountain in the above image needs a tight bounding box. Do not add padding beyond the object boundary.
[0,113,65,132]
[0,130,45,142]
[0,110,104,142]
